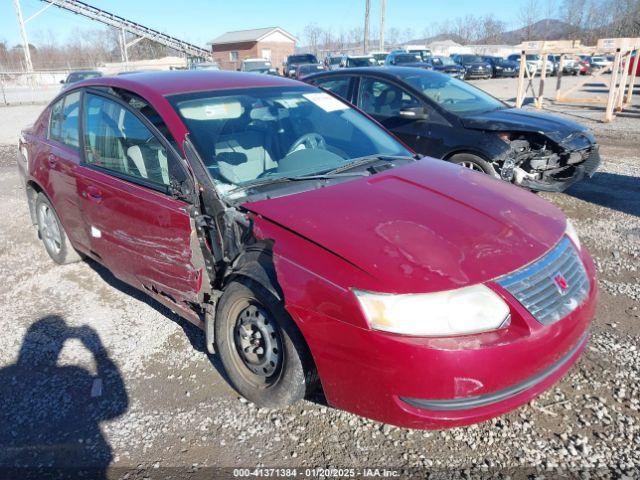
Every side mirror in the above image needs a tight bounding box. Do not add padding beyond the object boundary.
[60,79,65,84]
[399,107,428,120]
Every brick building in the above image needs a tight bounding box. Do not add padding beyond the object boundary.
[209,27,297,71]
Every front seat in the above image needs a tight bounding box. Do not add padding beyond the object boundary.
[127,144,169,185]
[376,86,403,117]
[214,120,277,184]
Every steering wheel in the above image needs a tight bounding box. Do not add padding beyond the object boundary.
[287,133,327,155]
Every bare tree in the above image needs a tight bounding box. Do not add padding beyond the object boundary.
[385,27,400,47]
[519,0,541,40]
[303,23,323,56]
[479,16,507,43]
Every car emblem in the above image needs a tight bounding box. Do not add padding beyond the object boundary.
[553,272,569,294]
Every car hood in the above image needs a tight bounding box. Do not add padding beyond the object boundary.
[243,159,566,294]
[461,108,589,141]
[397,62,432,68]
[433,64,463,71]
[462,62,490,68]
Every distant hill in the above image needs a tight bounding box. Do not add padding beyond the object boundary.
[495,19,574,44]
[409,19,576,46]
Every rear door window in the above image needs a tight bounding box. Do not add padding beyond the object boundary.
[49,91,81,149]
[357,77,421,118]
[311,77,351,100]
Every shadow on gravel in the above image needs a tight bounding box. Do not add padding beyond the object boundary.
[565,171,640,217]
[0,315,128,479]
[85,259,230,382]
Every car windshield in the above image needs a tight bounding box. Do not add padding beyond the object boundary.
[410,50,431,60]
[526,54,540,61]
[394,54,421,63]
[299,64,323,73]
[244,61,270,71]
[347,57,375,67]
[372,53,387,61]
[402,71,505,114]
[329,57,343,65]
[289,54,317,64]
[67,71,100,83]
[169,86,411,194]
[436,56,456,66]
[460,55,484,63]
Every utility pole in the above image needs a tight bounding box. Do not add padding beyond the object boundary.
[363,0,370,54]
[13,0,33,73]
[379,0,386,52]
[120,27,129,70]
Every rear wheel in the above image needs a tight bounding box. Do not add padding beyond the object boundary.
[35,193,81,265]
[449,153,497,177]
[215,278,315,408]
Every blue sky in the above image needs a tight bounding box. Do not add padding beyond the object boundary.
[1,0,527,47]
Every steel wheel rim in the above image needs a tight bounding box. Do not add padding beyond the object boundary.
[38,204,62,254]
[233,303,283,380]
[459,161,484,172]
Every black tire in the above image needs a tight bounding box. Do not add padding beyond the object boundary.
[35,193,81,265]
[449,153,498,177]
[215,278,315,408]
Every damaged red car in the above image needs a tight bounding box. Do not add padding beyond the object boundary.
[18,71,597,429]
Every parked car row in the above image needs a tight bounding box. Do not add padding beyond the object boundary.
[30,62,601,431]
[319,50,517,81]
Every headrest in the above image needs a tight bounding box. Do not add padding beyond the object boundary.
[216,151,247,166]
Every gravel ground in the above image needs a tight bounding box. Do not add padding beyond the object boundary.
[0,100,639,479]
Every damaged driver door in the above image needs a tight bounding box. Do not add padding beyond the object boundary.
[77,91,204,310]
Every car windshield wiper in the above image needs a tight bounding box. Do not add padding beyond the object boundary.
[323,154,418,175]
[228,171,368,194]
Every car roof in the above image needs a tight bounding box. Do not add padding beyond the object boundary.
[304,66,443,82]
[72,70,302,96]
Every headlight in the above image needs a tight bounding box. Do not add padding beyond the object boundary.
[354,285,511,337]
[565,219,581,250]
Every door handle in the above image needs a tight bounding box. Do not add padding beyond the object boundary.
[47,154,57,167]
[84,185,103,202]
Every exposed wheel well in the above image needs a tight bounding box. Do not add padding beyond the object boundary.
[207,245,321,396]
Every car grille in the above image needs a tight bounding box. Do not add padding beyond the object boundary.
[496,237,589,325]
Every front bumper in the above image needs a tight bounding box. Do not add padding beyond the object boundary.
[465,70,490,79]
[286,245,597,429]
[401,332,588,411]
[519,148,601,192]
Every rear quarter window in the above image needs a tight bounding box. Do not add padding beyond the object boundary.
[49,91,81,149]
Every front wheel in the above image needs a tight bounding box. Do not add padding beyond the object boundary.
[214,279,316,408]
[449,153,498,177]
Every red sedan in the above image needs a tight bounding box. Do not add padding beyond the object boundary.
[18,71,597,429]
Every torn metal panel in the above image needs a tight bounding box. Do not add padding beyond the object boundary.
[496,131,600,192]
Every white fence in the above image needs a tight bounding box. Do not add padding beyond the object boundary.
[0,71,69,106]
